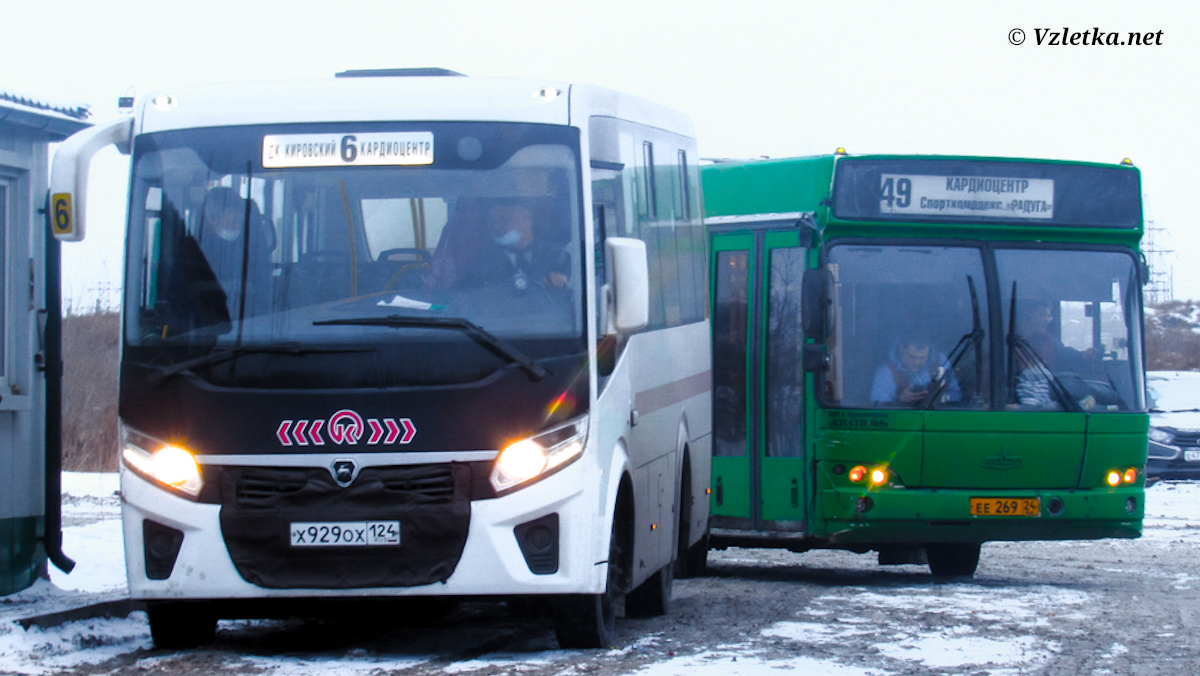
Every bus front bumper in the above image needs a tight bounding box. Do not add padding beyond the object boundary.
[120,460,609,601]
[817,486,1144,544]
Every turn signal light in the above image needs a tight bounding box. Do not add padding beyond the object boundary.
[848,465,867,483]
[1106,467,1139,487]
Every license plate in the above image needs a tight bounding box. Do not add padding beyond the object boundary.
[1185,450,1200,462]
[969,497,1040,517]
[290,521,400,547]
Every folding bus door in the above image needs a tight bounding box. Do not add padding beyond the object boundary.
[710,229,807,532]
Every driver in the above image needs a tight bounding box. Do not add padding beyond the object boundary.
[479,201,569,291]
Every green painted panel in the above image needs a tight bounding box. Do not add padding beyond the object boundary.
[0,516,44,596]
[816,409,923,431]
[1086,413,1149,434]
[702,156,835,218]
[760,458,806,521]
[1081,432,1148,488]
[923,430,1084,489]
[814,429,923,485]
[924,410,1086,433]
[712,457,751,517]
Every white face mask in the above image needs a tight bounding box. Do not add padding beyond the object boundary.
[493,229,521,248]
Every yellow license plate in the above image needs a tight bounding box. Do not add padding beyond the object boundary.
[969,497,1040,517]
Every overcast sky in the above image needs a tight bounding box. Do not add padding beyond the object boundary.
[5,0,1199,304]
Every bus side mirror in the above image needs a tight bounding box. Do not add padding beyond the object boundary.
[49,117,134,242]
[802,268,832,341]
[605,237,649,334]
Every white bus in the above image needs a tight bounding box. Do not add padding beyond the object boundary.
[50,70,711,648]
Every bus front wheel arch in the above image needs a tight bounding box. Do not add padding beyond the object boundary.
[674,449,708,579]
[554,478,633,648]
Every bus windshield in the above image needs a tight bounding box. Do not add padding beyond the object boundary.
[124,122,584,388]
[823,243,1143,412]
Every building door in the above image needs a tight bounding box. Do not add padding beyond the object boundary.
[710,229,807,531]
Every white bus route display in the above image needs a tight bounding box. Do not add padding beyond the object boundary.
[878,173,1055,220]
[262,132,434,168]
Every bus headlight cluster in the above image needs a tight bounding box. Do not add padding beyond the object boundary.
[1105,467,1139,487]
[490,417,587,495]
[120,424,203,498]
[848,465,894,487]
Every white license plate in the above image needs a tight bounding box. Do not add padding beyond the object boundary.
[1185,450,1200,463]
[290,521,400,547]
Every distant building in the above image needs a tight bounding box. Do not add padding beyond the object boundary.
[1,89,89,595]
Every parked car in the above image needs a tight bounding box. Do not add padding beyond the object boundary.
[1147,371,1200,480]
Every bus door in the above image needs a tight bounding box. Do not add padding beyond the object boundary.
[710,229,807,531]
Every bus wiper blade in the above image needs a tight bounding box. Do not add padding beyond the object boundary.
[1009,333,1082,413]
[313,315,548,381]
[149,344,374,385]
[921,275,983,410]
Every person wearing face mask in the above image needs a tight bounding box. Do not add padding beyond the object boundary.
[479,201,569,292]
[190,186,275,320]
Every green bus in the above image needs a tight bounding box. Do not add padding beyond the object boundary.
[703,153,1147,577]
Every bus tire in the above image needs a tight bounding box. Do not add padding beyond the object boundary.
[625,560,673,618]
[673,456,708,579]
[555,519,625,648]
[927,543,981,579]
[146,602,217,649]
[683,532,709,577]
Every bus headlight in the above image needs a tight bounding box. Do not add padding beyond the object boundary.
[490,417,587,495]
[121,425,203,498]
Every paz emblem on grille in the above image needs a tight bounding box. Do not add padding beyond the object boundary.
[331,460,358,487]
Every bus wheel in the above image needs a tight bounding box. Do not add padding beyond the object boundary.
[683,532,709,577]
[626,560,673,618]
[146,602,217,649]
[673,462,708,579]
[555,522,624,648]
[927,543,981,579]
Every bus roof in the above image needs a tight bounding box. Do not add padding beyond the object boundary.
[134,75,693,136]
[703,153,1141,232]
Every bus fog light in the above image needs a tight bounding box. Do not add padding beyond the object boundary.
[490,417,587,495]
[856,496,874,513]
[1047,497,1064,516]
[1126,497,1137,513]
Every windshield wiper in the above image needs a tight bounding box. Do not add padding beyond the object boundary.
[313,315,548,381]
[149,343,374,385]
[921,275,983,410]
[1006,284,1081,413]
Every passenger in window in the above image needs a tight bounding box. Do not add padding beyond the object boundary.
[871,336,961,405]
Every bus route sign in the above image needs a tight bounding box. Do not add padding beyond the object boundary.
[879,174,1055,220]
[262,132,434,168]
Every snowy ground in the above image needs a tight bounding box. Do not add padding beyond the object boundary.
[0,475,1198,675]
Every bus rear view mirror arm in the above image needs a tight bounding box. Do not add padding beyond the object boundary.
[605,237,649,334]
[49,117,133,242]
[802,268,833,341]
